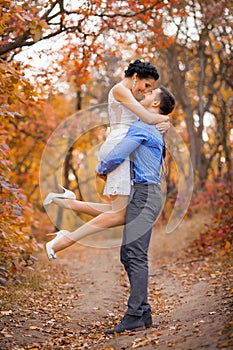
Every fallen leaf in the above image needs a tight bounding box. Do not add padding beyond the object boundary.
[1,310,13,316]
[29,326,43,331]
[224,241,231,250]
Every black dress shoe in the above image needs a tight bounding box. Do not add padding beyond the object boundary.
[143,311,153,328]
[104,314,145,334]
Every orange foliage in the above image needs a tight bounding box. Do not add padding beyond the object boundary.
[189,180,233,256]
[1,0,231,285]
[0,58,75,284]
[0,120,37,285]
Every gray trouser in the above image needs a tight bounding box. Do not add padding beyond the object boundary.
[120,183,163,317]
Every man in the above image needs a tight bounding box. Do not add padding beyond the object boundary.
[96,85,176,334]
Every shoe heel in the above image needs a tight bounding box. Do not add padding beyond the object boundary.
[58,184,66,191]
[45,230,70,261]
[58,184,76,199]
[46,233,57,237]
[43,185,76,206]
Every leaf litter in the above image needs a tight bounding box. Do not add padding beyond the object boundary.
[0,214,232,349]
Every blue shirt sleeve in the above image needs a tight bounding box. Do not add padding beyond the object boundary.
[97,123,147,175]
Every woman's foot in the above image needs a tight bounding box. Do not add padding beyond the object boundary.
[43,185,76,206]
[45,230,70,260]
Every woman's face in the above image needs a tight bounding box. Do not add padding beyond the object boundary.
[132,76,157,101]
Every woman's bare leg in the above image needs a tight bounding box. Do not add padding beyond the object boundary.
[52,198,112,216]
[52,195,128,253]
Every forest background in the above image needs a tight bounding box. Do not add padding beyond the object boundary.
[0,0,232,285]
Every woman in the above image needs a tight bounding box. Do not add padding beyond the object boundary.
[44,60,170,260]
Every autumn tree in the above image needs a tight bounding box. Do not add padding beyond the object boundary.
[2,0,183,282]
[1,0,232,283]
[0,59,39,284]
[156,0,232,185]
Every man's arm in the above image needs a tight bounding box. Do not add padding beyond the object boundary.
[96,124,146,176]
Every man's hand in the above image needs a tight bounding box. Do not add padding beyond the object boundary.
[156,121,171,134]
[95,169,107,181]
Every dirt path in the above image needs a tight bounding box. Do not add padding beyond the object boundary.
[0,213,232,349]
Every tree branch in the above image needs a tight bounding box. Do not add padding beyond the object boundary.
[0,0,164,57]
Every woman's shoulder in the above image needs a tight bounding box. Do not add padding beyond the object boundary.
[111,83,133,102]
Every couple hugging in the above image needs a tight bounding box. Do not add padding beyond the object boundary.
[43,59,175,334]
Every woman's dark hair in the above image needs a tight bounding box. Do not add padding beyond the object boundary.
[158,85,176,115]
[124,59,159,81]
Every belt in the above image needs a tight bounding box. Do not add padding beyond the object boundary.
[132,182,160,187]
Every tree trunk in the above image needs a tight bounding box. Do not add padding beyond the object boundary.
[196,46,207,185]
[77,89,82,111]
[55,85,83,228]
[167,44,197,177]
[221,100,232,182]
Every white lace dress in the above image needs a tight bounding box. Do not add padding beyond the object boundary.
[98,87,138,196]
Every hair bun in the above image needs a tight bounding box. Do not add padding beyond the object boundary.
[133,59,142,65]
[124,60,159,81]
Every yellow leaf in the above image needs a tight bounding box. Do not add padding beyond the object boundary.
[224,241,231,250]
[33,27,43,42]
[29,326,43,331]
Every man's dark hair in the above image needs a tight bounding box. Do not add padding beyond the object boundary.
[158,85,176,115]
[124,59,159,81]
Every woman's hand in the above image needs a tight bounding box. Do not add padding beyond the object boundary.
[155,121,171,134]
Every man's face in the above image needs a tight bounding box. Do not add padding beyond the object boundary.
[140,88,161,108]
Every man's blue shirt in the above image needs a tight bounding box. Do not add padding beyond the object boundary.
[97,120,164,185]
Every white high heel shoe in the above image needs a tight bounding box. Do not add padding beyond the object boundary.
[43,184,76,206]
[45,230,70,260]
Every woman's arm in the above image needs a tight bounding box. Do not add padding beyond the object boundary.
[113,84,169,124]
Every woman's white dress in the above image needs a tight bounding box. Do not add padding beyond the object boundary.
[98,87,138,196]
